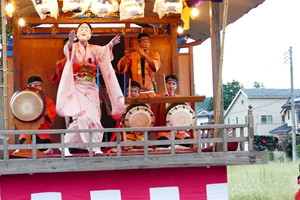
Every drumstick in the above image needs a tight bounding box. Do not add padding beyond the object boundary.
[128,78,132,97]
[163,74,168,96]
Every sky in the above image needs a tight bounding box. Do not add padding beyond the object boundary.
[192,0,300,97]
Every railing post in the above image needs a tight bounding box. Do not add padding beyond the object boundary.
[240,128,244,151]
[2,134,8,160]
[89,132,93,157]
[248,105,254,151]
[197,128,202,153]
[116,131,121,157]
[222,128,227,152]
[144,131,148,156]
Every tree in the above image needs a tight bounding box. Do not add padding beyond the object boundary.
[206,80,244,111]
[223,80,243,110]
[253,81,265,89]
[206,97,214,111]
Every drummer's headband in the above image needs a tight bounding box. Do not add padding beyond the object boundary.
[127,86,140,91]
[166,78,178,84]
[28,81,43,86]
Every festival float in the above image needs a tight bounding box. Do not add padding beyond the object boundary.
[0,0,267,199]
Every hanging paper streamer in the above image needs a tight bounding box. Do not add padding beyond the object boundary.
[180,6,194,30]
[119,0,145,20]
[90,0,119,17]
[31,0,59,20]
[62,0,92,15]
[153,0,183,19]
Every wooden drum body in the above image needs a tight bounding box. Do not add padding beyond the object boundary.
[165,103,196,128]
[124,104,155,128]
[10,87,46,123]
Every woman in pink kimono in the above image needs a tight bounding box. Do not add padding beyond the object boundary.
[56,22,125,155]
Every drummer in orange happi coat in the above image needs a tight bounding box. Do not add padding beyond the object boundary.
[155,74,190,148]
[124,81,145,150]
[19,76,56,154]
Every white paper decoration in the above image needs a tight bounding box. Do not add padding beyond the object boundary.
[90,0,119,17]
[119,0,145,20]
[62,0,93,15]
[153,0,183,19]
[31,0,59,20]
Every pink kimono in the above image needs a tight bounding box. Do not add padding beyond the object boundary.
[56,42,125,152]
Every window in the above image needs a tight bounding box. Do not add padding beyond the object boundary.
[261,115,273,124]
[241,100,244,105]
[288,111,290,120]
[236,117,238,124]
[282,115,285,124]
[245,116,248,123]
[227,118,230,124]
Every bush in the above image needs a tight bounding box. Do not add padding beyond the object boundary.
[268,150,274,161]
[254,135,278,151]
[296,144,300,158]
[280,134,300,159]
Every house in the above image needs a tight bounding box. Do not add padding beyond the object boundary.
[225,88,300,137]
[196,109,214,125]
[270,96,300,136]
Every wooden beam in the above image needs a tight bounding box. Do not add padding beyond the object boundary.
[18,26,168,35]
[125,96,206,104]
[0,151,268,175]
[22,15,180,25]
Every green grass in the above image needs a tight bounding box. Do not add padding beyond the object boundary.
[228,162,299,200]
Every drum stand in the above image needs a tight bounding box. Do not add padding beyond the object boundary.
[12,117,45,157]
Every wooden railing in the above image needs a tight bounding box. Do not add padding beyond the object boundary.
[0,124,250,158]
[0,105,267,175]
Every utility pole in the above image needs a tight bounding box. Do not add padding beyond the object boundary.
[284,46,297,162]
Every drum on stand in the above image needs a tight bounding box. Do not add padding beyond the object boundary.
[10,87,46,123]
[124,104,155,128]
[165,103,196,129]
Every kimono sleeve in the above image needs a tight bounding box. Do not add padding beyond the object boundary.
[45,97,56,125]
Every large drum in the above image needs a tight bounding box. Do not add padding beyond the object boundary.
[10,87,46,123]
[165,103,196,128]
[124,104,155,128]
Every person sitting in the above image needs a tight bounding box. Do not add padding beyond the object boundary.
[18,76,57,155]
[127,81,141,98]
[156,74,180,97]
[156,74,191,150]
[124,81,146,150]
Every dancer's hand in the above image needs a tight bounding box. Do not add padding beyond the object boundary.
[109,35,121,49]
[69,30,76,43]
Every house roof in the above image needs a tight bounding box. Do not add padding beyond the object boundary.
[225,88,300,116]
[269,123,291,134]
[270,123,300,134]
[15,0,266,41]
[281,96,300,109]
[240,88,300,99]
[197,110,214,117]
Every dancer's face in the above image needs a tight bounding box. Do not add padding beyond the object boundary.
[77,23,92,42]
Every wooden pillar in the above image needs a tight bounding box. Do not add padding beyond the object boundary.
[13,20,20,90]
[170,22,179,90]
[189,45,195,96]
[210,2,224,151]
